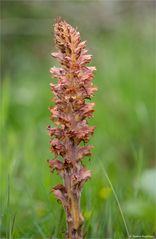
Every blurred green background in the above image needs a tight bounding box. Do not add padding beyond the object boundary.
[0,1,155,238]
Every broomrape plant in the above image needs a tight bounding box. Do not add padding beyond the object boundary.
[48,18,97,239]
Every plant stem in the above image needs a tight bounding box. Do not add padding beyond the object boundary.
[64,163,84,238]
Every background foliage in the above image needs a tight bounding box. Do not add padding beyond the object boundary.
[1,1,155,238]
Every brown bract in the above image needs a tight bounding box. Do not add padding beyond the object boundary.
[48,18,97,239]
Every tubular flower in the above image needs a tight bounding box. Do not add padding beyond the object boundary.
[48,18,97,239]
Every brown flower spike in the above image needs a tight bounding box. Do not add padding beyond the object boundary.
[48,18,97,239]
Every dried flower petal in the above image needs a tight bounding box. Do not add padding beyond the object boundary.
[52,184,67,207]
[72,168,91,189]
[47,126,64,138]
[48,159,64,171]
[77,145,93,161]
[50,139,65,156]
[50,67,65,78]
[70,124,95,142]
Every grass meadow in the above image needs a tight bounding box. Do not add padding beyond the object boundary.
[1,1,155,238]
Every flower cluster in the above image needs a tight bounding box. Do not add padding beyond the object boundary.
[48,18,97,239]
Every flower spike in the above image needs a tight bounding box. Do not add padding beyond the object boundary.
[48,18,97,239]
